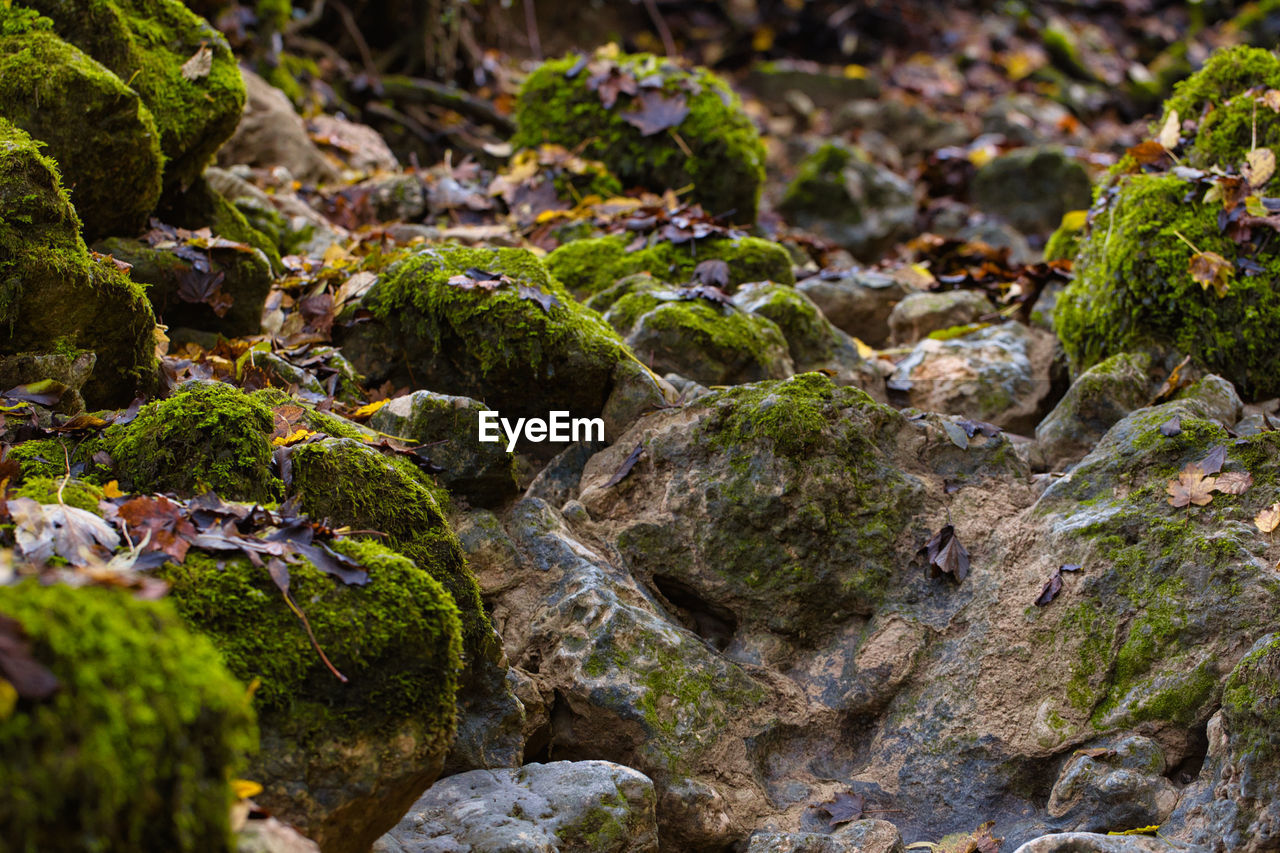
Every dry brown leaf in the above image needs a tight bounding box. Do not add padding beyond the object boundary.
[180,45,213,81]
[1246,148,1277,188]
[1255,502,1280,533]
[1263,89,1280,113]
[1157,110,1181,150]
[1167,463,1216,508]
[1189,251,1233,298]
[1127,140,1170,166]
[1213,471,1253,495]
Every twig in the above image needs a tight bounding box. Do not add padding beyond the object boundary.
[523,0,542,61]
[641,0,677,57]
[279,586,348,683]
[329,0,377,79]
[285,0,326,34]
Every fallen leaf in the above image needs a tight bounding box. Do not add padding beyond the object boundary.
[102,480,124,499]
[272,428,316,447]
[8,497,121,566]
[1159,416,1182,437]
[1157,109,1181,150]
[1263,89,1280,112]
[1213,471,1253,495]
[817,791,864,828]
[349,399,389,420]
[0,613,59,701]
[1127,140,1170,166]
[1107,825,1160,836]
[604,443,644,487]
[231,779,263,800]
[1189,251,1233,298]
[1153,355,1192,403]
[180,44,213,81]
[3,380,67,406]
[1167,463,1216,508]
[1255,502,1280,533]
[919,524,970,582]
[622,90,690,136]
[517,284,559,313]
[692,258,730,288]
[1197,445,1227,475]
[1246,148,1276,188]
[1034,563,1083,607]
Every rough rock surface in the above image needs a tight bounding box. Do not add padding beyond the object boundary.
[218,69,340,185]
[374,761,659,853]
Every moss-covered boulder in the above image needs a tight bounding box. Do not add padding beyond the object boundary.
[104,380,282,503]
[24,0,246,191]
[1055,170,1280,398]
[971,146,1092,236]
[96,234,274,337]
[1161,46,1280,171]
[1034,352,1153,472]
[545,233,793,299]
[777,142,915,262]
[158,540,461,853]
[603,285,794,386]
[340,246,636,442]
[0,118,157,407]
[0,21,163,240]
[0,581,256,853]
[512,49,767,223]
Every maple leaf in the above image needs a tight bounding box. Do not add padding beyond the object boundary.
[1247,148,1277,188]
[585,62,638,109]
[1167,463,1216,508]
[817,791,864,828]
[1255,502,1280,534]
[1188,251,1233,298]
[622,91,690,136]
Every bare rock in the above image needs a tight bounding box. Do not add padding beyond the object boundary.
[218,69,340,184]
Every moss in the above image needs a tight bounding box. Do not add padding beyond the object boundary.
[105,380,282,502]
[546,233,793,298]
[0,2,51,34]
[0,29,164,239]
[158,175,283,273]
[779,142,853,220]
[1055,171,1280,397]
[733,283,839,367]
[512,50,767,222]
[26,0,247,190]
[1044,213,1085,262]
[156,539,461,743]
[1221,635,1280,760]
[707,372,838,457]
[1161,46,1280,158]
[13,476,105,512]
[0,118,158,407]
[286,437,491,661]
[0,580,256,853]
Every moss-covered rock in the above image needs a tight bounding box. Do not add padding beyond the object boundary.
[1055,170,1280,398]
[605,288,794,386]
[104,380,282,502]
[1161,46,1280,171]
[24,0,246,191]
[972,146,1092,236]
[157,540,461,853]
[96,235,274,337]
[777,142,915,262]
[0,580,256,853]
[156,174,283,274]
[1034,351,1153,472]
[0,117,157,406]
[545,233,794,299]
[512,49,767,223]
[1044,210,1087,262]
[0,25,163,240]
[341,245,632,435]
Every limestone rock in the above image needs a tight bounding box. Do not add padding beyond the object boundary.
[1035,353,1153,472]
[972,147,1092,235]
[218,69,340,185]
[796,268,915,348]
[888,290,995,347]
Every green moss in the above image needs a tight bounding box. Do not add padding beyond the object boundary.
[286,437,491,660]
[105,380,282,502]
[1055,171,1280,397]
[546,233,794,298]
[26,0,247,190]
[512,50,767,222]
[1044,214,1085,262]
[13,476,104,512]
[1162,46,1280,159]
[778,142,853,220]
[0,29,164,239]
[160,175,283,273]
[0,580,256,853]
[0,2,51,34]
[1221,635,1280,760]
[0,118,158,407]
[707,372,839,457]
[157,539,461,743]
[734,283,838,367]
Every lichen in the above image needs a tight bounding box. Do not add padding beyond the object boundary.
[512,50,767,222]
[0,580,256,853]
[105,380,282,502]
[545,233,794,298]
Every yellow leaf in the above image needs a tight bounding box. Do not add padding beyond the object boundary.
[843,63,868,80]
[322,242,354,267]
[102,480,124,499]
[231,779,263,800]
[1167,463,1216,508]
[0,678,15,722]
[1157,109,1180,150]
[1059,209,1088,231]
[1188,250,1233,298]
[852,337,875,359]
[968,143,998,168]
[272,428,315,447]
[1263,89,1280,112]
[752,25,775,52]
[1004,51,1038,81]
[1256,502,1280,533]
[1247,194,1270,217]
[1107,825,1160,836]
[1246,147,1276,187]
[349,399,389,420]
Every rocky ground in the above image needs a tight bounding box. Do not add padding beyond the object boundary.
[4,1,1280,852]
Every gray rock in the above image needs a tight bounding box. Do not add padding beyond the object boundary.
[778,142,916,263]
[795,269,913,348]
[1012,832,1196,853]
[217,69,340,185]
[888,290,996,346]
[747,819,904,853]
[833,99,973,157]
[236,818,322,853]
[353,173,428,222]
[972,147,1092,236]
[0,351,95,415]
[890,323,1059,433]
[369,391,519,507]
[1047,735,1179,833]
[374,761,658,853]
[745,60,880,113]
[306,114,400,173]
[1035,352,1153,472]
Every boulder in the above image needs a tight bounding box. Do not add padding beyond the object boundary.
[888,290,996,346]
[1035,353,1153,472]
[0,580,256,853]
[217,68,340,185]
[778,142,916,263]
[795,268,914,348]
[374,761,659,853]
[1046,735,1180,833]
[971,147,1092,236]
[513,48,767,222]
[0,117,157,407]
